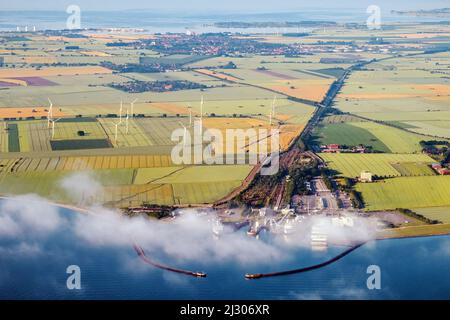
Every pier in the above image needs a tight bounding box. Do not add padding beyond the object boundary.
[133,244,207,278]
[245,242,365,280]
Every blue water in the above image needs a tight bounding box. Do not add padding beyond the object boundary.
[0,9,445,32]
[0,206,449,300]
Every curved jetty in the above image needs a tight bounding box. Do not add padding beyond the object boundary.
[245,243,365,280]
[133,244,207,278]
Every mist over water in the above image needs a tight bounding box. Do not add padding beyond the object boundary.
[0,191,449,299]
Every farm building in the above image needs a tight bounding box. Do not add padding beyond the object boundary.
[360,171,373,183]
[431,163,442,170]
[321,144,341,153]
[431,163,450,175]
[438,168,450,175]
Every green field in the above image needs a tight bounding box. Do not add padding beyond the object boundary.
[335,52,450,141]
[98,118,152,148]
[357,176,450,211]
[412,206,450,223]
[7,123,19,152]
[0,169,135,202]
[134,165,252,184]
[390,162,435,177]
[349,122,431,153]
[1,28,449,209]
[313,122,391,152]
[320,153,435,178]
[0,162,251,206]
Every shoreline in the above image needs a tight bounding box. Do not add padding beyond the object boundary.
[1,195,449,241]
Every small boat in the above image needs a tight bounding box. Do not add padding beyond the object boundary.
[193,272,207,278]
[245,273,263,279]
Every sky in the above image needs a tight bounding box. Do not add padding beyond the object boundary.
[0,0,447,13]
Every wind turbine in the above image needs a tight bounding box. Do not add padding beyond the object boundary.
[47,98,53,128]
[187,104,192,127]
[119,99,123,124]
[130,99,138,118]
[50,118,62,139]
[125,108,130,134]
[270,96,277,125]
[114,123,119,143]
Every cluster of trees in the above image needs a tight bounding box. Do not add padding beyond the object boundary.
[420,140,450,163]
[101,61,170,73]
[288,160,320,196]
[108,80,208,93]
[337,177,364,209]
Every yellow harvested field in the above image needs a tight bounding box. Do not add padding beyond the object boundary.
[195,69,241,82]
[0,107,65,119]
[274,114,293,121]
[202,117,299,152]
[79,51,112,57]
[412,84,450,95]
[202,118,303,151]
[270,79,333,102]
[203,117,269,130]
[0,66,112,78]
[151,102,192,115]
[279,124,304,150]
[24,56,58,64]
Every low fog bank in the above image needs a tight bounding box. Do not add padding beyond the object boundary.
[0,172,380,267]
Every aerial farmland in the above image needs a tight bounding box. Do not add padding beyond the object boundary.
[0,22,449,225]
[0,3,450,301]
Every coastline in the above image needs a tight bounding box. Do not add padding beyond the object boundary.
[1,194,449,241]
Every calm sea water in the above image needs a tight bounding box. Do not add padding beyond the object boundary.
[0,206,449,300]
[0,9,445,33]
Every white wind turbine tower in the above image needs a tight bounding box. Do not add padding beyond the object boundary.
[130,99,138,118]
[47,98,53,128]
[119,99,124,124]
[113,101,125,144]
[114,122,119,143]
[125,108,130,134]
[188,104,193,127]
[50,117,62,139]
[270,96,277,126]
